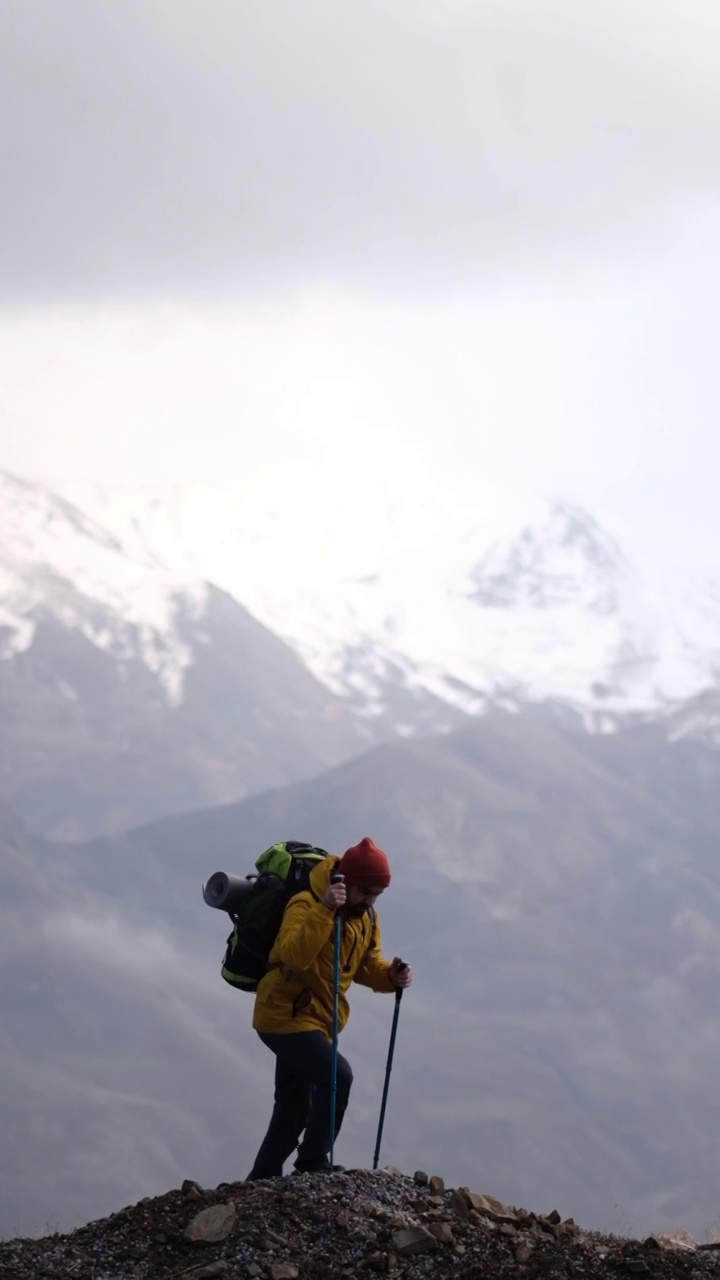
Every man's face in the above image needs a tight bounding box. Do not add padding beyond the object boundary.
[346,884,386,916]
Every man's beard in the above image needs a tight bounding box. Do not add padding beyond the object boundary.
[346,903,370,918]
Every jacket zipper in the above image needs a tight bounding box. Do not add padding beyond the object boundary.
[341,914,372,973]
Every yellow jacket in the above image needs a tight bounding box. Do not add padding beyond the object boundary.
[252,855,395,1038]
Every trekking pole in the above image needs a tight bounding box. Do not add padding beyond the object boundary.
[329,873,344,1170]
[372,964,407,1170]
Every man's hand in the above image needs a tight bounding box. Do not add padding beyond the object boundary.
[389,956,413,989]
[324,880,347,912]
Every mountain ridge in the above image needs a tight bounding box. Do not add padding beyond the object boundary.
[56,473,720,727]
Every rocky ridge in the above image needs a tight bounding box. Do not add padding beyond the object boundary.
[2,1168,719,1280]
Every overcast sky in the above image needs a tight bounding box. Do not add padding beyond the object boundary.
[1,0,719,555]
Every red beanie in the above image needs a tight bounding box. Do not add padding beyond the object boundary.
[338,837,391,888]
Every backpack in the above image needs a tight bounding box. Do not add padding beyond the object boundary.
[219,840,329,993]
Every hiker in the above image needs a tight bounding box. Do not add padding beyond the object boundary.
[246,837,412,1179]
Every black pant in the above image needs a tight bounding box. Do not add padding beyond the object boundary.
[247,1031,353,1179]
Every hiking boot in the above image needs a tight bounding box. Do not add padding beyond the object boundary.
[293,1158,345,1174]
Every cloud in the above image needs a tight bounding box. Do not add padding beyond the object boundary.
[3,255,720,556]
[37,904,257,1065]
[47,907,181,975]
[2,0,720,302]
[2,0,720,553]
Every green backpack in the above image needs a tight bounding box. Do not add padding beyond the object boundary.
[220,841,329,992]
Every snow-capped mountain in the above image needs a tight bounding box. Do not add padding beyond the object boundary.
[62,471,720,731]
[0,469,367,838]
[0,469,207,704]
[2,464,720,836]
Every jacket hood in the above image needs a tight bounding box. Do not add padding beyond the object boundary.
[308,854,342,899]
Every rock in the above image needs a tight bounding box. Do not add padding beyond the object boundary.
[269,1265,299,1280]
[413,1170,429,1185]
[540,1219,562,1239]
[184,1202,237,1245]
[384,1166,404,1177]
[191,1264,229,1279]
[247,1266,264,1279]
[515,1240,535,1263]
[428,1222,454,1245]
[429,1175,445,1195]
[657,1231,699,1251]
[265,1227,290,1247]
[464,1190,518,1224]
[450,1189,470,1220]
[182,1179,203,1195]
[545,1209,562,1225]
[391,1226,437,1256]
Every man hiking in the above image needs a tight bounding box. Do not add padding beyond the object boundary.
[246,836,412,1179]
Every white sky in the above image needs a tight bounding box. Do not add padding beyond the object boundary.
[1,0,719,559]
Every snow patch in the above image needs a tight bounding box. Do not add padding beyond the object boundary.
[0,470,208,706]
